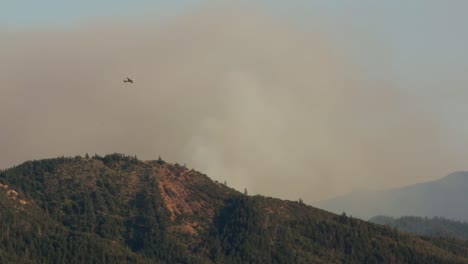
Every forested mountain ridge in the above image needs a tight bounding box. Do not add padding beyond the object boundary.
[370,215,468,241]
[314,171,468,221]
[1,154,467,263]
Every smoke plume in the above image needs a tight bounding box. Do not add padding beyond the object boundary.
[1,5,464,201]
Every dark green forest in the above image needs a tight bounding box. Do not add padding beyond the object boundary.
[370,215,468,241]
[1,154,467,263]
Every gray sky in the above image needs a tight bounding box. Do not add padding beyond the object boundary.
[2,1,468,201]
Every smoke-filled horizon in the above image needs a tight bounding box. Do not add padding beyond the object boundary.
[2,4,468,201]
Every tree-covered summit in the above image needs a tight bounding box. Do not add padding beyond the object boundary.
[1,154,467,263]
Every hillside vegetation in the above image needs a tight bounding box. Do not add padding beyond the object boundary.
[1,154,467,263]
[370,215,468,241]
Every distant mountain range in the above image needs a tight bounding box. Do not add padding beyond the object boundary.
[314,172,468,221]
[1,154,467,263]
[369,215,468,241]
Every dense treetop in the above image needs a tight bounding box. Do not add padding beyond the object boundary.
[1,154,467,263]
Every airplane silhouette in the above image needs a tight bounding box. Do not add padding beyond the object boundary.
[123,77,134,83]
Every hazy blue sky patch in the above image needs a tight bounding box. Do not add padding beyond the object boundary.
[2,0,203,28]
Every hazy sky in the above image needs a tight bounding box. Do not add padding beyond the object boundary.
[2,1,468,201]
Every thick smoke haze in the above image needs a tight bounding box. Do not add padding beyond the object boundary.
[1,5,465,201]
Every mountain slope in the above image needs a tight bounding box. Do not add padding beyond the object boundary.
[1,154,468,263]
[369,215,468,240]
[314,172,468,221]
